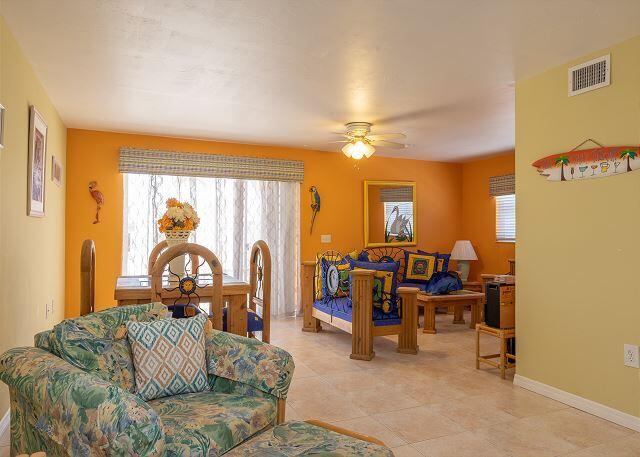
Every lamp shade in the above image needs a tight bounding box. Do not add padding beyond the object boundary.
[450,240,477,261]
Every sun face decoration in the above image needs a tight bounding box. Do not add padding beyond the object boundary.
[164,256,207,317]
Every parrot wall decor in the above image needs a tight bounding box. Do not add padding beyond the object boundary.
[88,181,105,224]
[309,186,320,234]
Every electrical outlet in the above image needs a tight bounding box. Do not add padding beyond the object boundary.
[624,344,640,368]
[321,234,332,243]
[45,301,53,319]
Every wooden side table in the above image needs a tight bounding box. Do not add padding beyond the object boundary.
[475,323,515,379]
[417,290,484,334]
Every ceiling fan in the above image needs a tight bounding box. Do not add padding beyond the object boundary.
[331,122,407,159]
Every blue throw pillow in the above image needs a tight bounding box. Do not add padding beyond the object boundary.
[348,259,400,294]
[357,250,370,261]
[425,271,462,295]
[321,256,352,299]
[436,253,451,272]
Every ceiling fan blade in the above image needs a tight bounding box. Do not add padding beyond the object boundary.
[367,133,406,140]
[330,132,351,137]
[371,140,408,149]
[327,140,350,144]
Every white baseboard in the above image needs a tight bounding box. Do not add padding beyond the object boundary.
[0,409,9,441]
[514,374,640,432]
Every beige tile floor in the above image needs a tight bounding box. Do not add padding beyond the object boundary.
[0,311,637,456]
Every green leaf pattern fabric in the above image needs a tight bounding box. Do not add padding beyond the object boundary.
[0,347,165,456]
[48,302,167,393]
[225,421,394,456]
[206,329,295,400]
[149,391,276,456]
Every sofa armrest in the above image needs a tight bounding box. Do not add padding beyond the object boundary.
[0,347,164,456]
[206,329,294,400]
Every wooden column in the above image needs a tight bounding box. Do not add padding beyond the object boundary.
[397,286,419,354]
[227,294,248,336]
[301,261,321,332]
[349,269,375,361]
[276,398,286,424]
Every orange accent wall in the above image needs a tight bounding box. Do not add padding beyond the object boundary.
[461,152,515,280]
[65,129,463,316]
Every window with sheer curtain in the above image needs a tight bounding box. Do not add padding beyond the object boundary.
[122,173,300,316]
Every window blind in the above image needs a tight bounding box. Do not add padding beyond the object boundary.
[489,174,515,196]
[496,194,516,242]
[119,147,304,182]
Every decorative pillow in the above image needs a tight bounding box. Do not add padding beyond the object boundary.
[321,257,352,298]
[314,251,357,300]
[403,251,438,284]
[354,267,395,313]
[49,302,168,393]
[436,253,451,272]
[126,313,208,401]
[357,250,370,261]
[348,259,400,295]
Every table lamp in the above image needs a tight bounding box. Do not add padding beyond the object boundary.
[451,240,477,281]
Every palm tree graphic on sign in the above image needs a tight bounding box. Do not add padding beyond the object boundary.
[555,155,570,181]
[620,148,637,172]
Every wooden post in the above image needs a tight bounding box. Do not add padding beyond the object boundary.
[276,398,286,424]
[80,239,96,316]
[301,261,321,332]
[349,269,375,361]
[397,286,419,354]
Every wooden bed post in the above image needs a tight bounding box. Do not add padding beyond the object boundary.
[301,261,321,332]
[397,286,419,354]
[276,398,286,424]
[349,269,375,361]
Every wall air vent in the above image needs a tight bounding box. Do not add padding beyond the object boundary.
[568,54,610,96]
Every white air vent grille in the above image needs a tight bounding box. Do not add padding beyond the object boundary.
[568,54,610,96]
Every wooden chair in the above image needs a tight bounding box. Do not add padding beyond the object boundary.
[148,240,200,275]
[80,239,95,316]
[151,243,223,328]
[248,240,271,343]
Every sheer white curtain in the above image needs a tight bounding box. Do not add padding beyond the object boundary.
[122,173,300,316]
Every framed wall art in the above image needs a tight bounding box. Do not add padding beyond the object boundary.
[28,106,47,217]
[51,155,62,186]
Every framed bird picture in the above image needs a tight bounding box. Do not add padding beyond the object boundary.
[27,106,47,217]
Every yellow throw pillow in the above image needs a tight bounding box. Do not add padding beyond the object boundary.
[354,267,395,313]
[404,252,437,283]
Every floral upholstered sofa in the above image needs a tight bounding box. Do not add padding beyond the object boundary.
[0,303,294,456]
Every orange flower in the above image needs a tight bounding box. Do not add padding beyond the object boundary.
[166,198,180,208]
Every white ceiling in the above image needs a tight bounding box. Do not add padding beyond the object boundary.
[2,1,640,161]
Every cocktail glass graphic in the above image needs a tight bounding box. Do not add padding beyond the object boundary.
[579,165,588,178]
[600,162,609,173]
[590,164,598,176]
[614,161,621,172]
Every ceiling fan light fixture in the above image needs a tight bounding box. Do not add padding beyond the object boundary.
[342,139,374,160]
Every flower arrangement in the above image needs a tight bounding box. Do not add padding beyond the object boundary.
[158,198,200,233]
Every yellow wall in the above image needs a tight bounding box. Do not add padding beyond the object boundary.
[461,153,515,280]
[516,35,640,417]
[65,129,463,316]
[0,17,67,414]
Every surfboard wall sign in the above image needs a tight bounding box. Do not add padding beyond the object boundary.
[532,146,639,182]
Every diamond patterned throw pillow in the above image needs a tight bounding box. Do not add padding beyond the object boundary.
[127,313,208,401]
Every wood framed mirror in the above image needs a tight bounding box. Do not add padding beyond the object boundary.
[364,180,417,247]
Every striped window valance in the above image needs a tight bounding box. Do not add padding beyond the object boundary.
[489,174,515,196]
[379,187,414,202]
[119,147,304,182]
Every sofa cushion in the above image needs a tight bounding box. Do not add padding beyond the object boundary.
[149,391,276,456]
[49,302,167,393]
[127,313,208,401]
[313,298,401,327]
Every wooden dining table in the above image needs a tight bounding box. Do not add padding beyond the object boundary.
[114,273,251,337]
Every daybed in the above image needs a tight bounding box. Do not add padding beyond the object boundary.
[301,246,451,360]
